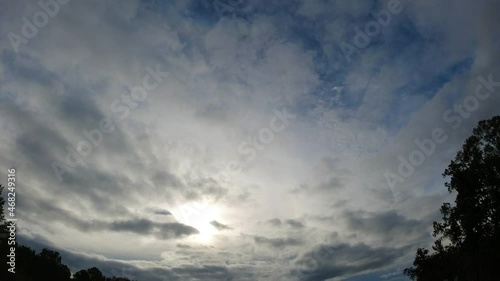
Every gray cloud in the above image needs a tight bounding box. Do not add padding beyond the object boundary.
[292,243,407,281]
[154,210,172,216]
[266,218,305,229]
[210,220,232,231]
[22,197,197,239]
[266,218,282,226]
[254,235,304,249]
[286,219,306,229]
[341,210,431,244]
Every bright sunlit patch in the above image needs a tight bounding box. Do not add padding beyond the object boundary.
[174,202,220,243]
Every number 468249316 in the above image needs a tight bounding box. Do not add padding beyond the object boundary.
[7,168,16,216]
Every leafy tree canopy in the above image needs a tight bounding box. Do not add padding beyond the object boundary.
[405,116,500,281]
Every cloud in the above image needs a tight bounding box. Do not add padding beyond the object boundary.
[254,235,304,249]
[22,197,198,239]
[293,243,407,281]
[286,219,306,229]
[265,218,305,229]
[210,220,232,231]
[153,209,172,216]
[341,210,431,246]
[266,218,282,226]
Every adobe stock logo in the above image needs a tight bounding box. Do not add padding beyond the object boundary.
[213,108,295,186]
[8,0,72,53]
[384,74,500,189]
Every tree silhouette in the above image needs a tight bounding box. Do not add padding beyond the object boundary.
[73,267,135,281]
[0,185,10,281]
[73,267,106,281]
[14,245,71,281]
[0,185,6,233]
[404,116,500,280]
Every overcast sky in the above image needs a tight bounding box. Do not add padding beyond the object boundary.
[1,0,499,280]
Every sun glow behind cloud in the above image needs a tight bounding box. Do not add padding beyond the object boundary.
[173,202,221,243]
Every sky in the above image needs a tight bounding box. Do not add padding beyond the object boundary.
[0,0,499,280]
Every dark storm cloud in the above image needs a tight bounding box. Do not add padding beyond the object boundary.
[342,210,431,243]
[107,217,200,239]
[23,197,198,239]
[155,223,199,239]
[1,50,57,83]
[171,265,231,280]
[266,218,305,229]
[210,220,232,230]
[154,209,172,216]
[292,243,408,281]
[58,91,107,131]
[111,218,199,239]
[254,235,304,249]
[286,219,305,229]
[266,218,282,226]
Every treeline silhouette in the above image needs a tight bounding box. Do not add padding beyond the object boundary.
[0,186,139,281]
[404,116,500,281]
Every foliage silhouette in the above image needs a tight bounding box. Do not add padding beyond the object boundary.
[0,184,9,281]
[404,116,500,281]
[73,267,106,281]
